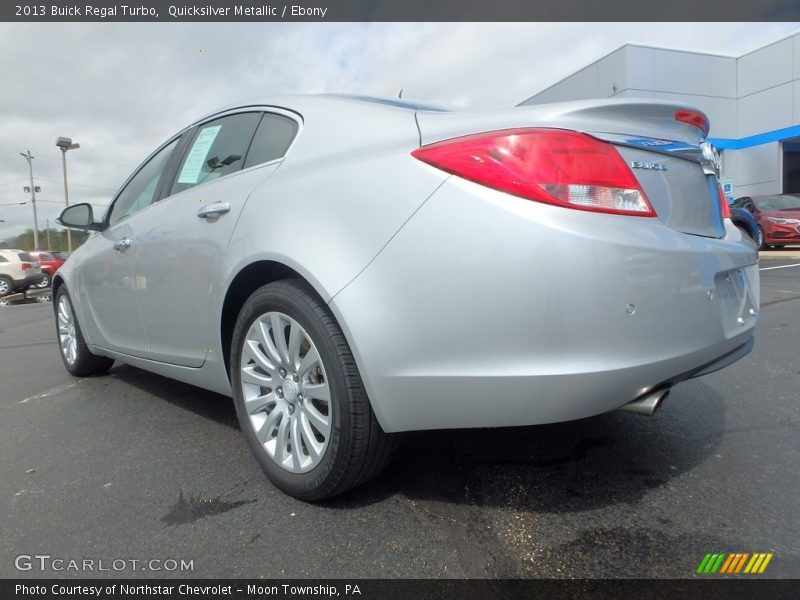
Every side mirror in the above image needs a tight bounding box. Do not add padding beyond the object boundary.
[57,203,102,231]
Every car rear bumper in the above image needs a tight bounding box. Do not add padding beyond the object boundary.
[11,272,45,290]
[331,178,760,433]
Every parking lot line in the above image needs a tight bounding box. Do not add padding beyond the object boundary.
[759,262,800,271]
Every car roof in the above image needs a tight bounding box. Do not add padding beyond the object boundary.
[188,93,456,128]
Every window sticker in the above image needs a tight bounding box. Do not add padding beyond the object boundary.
[178,125,222,184]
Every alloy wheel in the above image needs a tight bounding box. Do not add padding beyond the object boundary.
[240,311,332,473]
[57,294,78,365]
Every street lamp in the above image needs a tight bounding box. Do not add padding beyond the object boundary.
[56,136,80,252]
[20,150,40,250]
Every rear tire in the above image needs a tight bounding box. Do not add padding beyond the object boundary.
[758,227,768,251]
[230,279,399,501]
[36,273,51,288]
[55,287,114,377]
[0,276,11,297]
[736,225,756,246]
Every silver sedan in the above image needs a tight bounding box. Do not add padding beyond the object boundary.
[54,95,758,500]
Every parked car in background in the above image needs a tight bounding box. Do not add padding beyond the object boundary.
[0,249,44,296]
[29,250,66,288]
[732,194,800,250]
[50,251,71,260]
[54,95,758,500]
[730,207,762,248]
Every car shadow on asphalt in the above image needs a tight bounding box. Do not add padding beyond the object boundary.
[326,381,726,513]
[104,363,725,515]
[107,364,239,430]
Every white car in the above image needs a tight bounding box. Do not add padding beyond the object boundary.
[0,249,44,296]
[54,95,758,499]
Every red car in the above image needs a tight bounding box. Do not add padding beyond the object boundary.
[732,194,800,250]
[28,251,65,288]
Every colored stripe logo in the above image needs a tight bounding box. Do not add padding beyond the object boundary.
[697,552,773,574]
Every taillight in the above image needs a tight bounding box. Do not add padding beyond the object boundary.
[21,262,31,271]
[675,110,709,137]
[411,128,656,217]
[717,183,731,219]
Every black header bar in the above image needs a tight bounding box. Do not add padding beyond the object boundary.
[3,0,800,22]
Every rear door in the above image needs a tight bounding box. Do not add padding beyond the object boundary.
[134,109,300,367]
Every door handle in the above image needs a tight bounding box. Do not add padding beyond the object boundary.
[197,201,231,219]
[113,238,132,252]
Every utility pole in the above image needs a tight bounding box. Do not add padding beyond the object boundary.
[20,150,40,251]
[46,218,52,249]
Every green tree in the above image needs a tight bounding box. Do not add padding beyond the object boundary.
[0,227,89,252]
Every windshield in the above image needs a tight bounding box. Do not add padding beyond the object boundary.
[753,195,800,211]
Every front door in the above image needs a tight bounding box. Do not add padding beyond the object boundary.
[78,138,180,357]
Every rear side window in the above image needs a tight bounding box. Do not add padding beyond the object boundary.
[171,112,261,195]
[243,113,298,168]
[0,255,7,263]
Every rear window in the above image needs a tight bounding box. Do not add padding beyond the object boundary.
[243,113,298,169]
[18,252,35,262]
[37,253,54,260]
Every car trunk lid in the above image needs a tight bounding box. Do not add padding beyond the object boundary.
[416,99,725,238]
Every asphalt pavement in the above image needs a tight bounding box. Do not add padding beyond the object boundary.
[1,257,798,579]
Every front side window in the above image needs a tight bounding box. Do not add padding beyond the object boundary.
[170,112,261,195]
[108,138,179,226]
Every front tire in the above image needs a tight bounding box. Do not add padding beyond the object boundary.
[231,280,398,501]
[55,287,114,377]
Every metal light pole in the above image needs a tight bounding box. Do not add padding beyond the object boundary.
[20,150,40,251]
[46,218,52,249]
[56,137,80,252]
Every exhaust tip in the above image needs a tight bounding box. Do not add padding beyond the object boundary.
[618,388,670,416]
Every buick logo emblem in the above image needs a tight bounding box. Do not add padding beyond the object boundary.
[700,141,721,175]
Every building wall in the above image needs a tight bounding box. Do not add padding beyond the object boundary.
[520,34,800,197]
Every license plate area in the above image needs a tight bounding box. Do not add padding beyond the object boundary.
[715,265,759,337]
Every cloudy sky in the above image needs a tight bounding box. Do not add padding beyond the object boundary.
[0,21,798,241]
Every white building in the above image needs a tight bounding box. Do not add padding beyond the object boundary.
[520,33,800,198]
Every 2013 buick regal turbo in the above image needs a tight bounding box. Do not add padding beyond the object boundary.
[54,95,759,500]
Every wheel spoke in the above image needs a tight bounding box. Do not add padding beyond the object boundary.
[244,340,278,377]
[270,313,290,365]
[300,412,323,460]
[302,401,330,437]
[287,322,303,370]
[290,416,304,470]
[297,346,320,378]
[256,320,282,366]
[303,382,330,402]
[265,405,285,439]
[274,414,291,464]
[244,389,276,415]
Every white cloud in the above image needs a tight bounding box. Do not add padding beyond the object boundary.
[0,21,798,241]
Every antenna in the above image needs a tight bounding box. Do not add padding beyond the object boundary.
[398,88,403,99]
